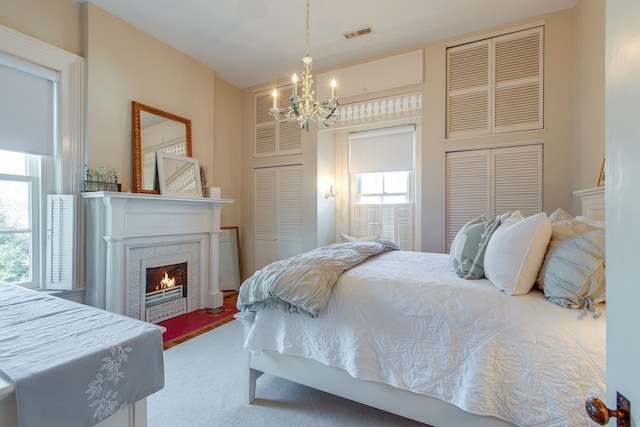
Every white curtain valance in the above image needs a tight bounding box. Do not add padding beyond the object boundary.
[0,51,57,157]
[349,125,415,174]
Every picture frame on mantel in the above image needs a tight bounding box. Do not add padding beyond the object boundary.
[597,158,605,187]
[156,152,203,197]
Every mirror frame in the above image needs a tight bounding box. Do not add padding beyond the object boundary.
[132,101,192,194]
[219,226,242,291]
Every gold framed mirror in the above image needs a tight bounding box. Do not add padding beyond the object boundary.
[132,101,192,194]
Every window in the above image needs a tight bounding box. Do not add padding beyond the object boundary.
[356,171,410,204]
[0,151,38,287]
[349,125,415,250]
[0,26,84,290]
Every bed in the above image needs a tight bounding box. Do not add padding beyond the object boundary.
[0,283,164,427]
[235,208,606,427]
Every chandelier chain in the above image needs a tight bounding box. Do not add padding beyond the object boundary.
[306,0,310,58]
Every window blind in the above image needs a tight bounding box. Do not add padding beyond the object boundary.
[349,125,415,173]
[0,51,57,157]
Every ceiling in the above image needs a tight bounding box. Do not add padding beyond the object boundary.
[82,0,577,89]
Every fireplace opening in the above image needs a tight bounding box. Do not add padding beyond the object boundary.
[145,262,188,323]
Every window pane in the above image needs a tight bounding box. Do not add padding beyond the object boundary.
[0,230,31,283]
[383,171,409,193]
[358,173,383,194]
[0,180,30,230]
[0,150,27,175]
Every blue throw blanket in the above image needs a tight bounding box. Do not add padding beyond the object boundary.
[237,240,399,317]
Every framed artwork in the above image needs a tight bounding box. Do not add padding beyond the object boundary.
[156,152,203,197]
[597,158,605,187]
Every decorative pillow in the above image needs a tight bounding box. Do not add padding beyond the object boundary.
[450,215,501,279]
[340,233,378,243]
[543,228,605,309]
[575,215,605,229]
[484,211,552,296]
[535,208,599,289]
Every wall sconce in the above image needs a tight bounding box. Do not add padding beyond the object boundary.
[324,184,337,199]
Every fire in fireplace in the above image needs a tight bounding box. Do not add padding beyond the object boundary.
[145,262,188,323]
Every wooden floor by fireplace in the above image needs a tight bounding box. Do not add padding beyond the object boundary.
[160,291,239,350]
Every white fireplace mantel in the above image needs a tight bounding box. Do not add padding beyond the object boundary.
[83,191,233,318]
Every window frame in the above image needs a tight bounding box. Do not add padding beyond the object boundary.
[0,23,85,290]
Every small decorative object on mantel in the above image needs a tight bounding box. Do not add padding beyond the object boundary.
[84,165,121,192]
[597,158,605,187]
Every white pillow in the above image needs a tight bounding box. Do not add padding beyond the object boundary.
[484,211,552,296]
[340,233,378,242]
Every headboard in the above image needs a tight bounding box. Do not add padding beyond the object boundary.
[573,187,605,221]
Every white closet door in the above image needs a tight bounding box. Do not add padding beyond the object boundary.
[446,26,544,138]
[276,165,302,260]
[446,143,542,250]
[254,168,277,269]
[447,40,491,138]
[446,150,491,249]
[254,87,302,158]
[254,165,302,270]
[492,27,544,134]
[492,144,542,216]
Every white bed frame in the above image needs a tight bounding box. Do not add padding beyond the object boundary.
[243,194,605,426]
[244,334,514,426]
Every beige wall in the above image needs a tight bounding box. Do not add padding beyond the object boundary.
[572,0,605,201]
[241,8,579,270]
[83,3,216,194]
[213,75,242,226]
[0,0,81,55]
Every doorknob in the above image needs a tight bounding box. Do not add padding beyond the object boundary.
[585,394,630,426]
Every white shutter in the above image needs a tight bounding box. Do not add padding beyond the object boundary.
[46,194,74,289]
[493,27,543,133]
[254,86,301,158]
[254,168,277,269]
[255,91,276,157]
[446,150,491,250]
[446,144,543,249]
[277,165,302,260]
[492,144,542,216]
[447,40,491,138]
[351,204,414,250]
[254,165,303,270]
[447,26,543,138]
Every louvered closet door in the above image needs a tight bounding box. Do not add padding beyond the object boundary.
[492,144,542,216]
[254,165,303,270]
[254,87,302,158]
[446,150,491,249]
[447,40,491,138]
[254,168,277,269]
[446,143,542,250]
[446,26,544,138]
[492,27,544,134]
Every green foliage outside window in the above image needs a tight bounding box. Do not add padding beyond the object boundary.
[0,210,29,284]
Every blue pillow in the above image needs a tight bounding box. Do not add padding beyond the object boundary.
[450,215,501,279]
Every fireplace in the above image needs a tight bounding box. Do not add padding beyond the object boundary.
[145,261,188,323]
[83,192,232,320]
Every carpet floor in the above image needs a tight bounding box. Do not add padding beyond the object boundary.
[148,320,429,427]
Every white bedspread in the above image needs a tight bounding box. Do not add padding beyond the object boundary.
[240,251,605,427]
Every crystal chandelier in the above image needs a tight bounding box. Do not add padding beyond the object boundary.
[269,0,339,131]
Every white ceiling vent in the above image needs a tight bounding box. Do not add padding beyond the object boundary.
[343,26,374,40]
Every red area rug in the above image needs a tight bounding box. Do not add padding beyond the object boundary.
[158,304,239,349]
